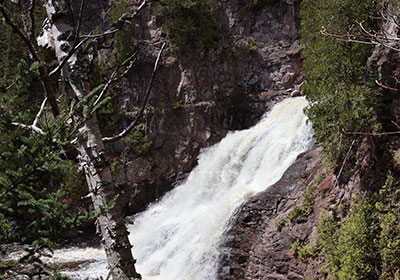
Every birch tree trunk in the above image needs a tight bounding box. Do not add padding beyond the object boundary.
[44,1,140,279]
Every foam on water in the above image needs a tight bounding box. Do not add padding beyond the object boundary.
[54,97,314,279]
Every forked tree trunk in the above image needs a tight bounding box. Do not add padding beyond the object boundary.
[44,1,140,279]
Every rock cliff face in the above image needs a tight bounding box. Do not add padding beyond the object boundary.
[217,6,400,279]
[218,146,365,280]
[109,0,303,212]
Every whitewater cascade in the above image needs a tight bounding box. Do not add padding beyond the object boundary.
[53,96,314,280]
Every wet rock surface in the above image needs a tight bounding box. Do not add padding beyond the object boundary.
[219,146,323,280]
[109,0,303,213]
[218,144,368,280]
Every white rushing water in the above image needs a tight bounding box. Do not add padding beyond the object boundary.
[53,96,314,280]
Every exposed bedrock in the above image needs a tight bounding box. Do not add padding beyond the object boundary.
[106,0,303,213]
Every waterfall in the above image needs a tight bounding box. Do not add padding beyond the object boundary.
[53,96,314,280]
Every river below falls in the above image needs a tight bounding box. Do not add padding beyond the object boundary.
[7,97,315,280]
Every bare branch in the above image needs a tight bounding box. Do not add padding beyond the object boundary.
[392,121,400,130]
[375,80,398,91]
[12,122,45,135]
[92,51,139,108]
[48,37,90,77]
[0,4,41,62]
[12,97,49,135]
[74,0,85,45]
[103,42,166,143]
[80,1,146,41]
[320,9,400,52]
[92,71,117,109]
[80,29,119,39]
[29,0,36,39]
[342,130,400,136]
[334,139,355,188]
[32,97,47,127]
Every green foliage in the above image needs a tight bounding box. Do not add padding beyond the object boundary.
[317,199,378,280]
[290,237,319,263]
[394,149,400,164]
[107,0,136,62]
[156,0,221,51]
[314,176,400,279]
[335,199,377,280]
[375,175,400,279]
[275,218,286,232]
[289,176,319,223]
[171,100,183,109]
[300,0,381,159]
[123,128,152,156]
[215,88,227,103]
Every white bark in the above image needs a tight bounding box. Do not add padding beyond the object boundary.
[44,1,140,279]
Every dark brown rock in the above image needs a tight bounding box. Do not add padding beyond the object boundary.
[219,146,324,280]
[107,0,303,214]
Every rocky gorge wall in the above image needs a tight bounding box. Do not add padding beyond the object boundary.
[104,0,304,213]
[216,4,400,279]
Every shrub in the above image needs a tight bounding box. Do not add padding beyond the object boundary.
[275,218,286,232]
[315,176,400,280]
[123,128,152,156]
[156,0,220,51]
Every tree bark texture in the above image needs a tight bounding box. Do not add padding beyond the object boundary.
[44,1,140,279]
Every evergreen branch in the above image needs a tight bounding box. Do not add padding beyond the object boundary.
[0,163,40,199]
[103,42,166,143]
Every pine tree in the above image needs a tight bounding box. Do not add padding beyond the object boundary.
[300,0,381,159]
[0,0,164,278]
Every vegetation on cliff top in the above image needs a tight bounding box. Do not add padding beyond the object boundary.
[298,0,400,278]
[300,0,381,160]
[308,176,400,280]
[155,0,220,51]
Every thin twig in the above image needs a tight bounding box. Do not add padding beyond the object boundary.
[334,139,356,188]
[92,51,138,108]
[48,37,90,77]
[80,29,119,39]
[29,0,36,39]
[75,0,86,44]
[92,72,117,108]
[375,80,398,91]
[343,130,400,136]
[32,97,47,127]
[103,42,166,143]
[392,121,400,130]
[80,0,146,41]
[0,4,41,62]
[12,122,45,135]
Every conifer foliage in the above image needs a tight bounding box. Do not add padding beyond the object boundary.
[300,0,381,159]
[0,0,161,278]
